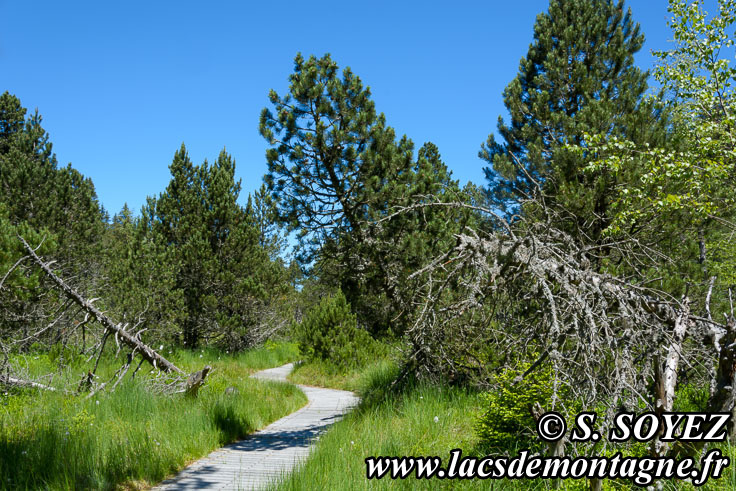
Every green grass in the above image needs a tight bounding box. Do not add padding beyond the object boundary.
[279,360,736,490]
[286,337,399,392]
[10,340,733,490]
[273,360,497,490]
[0,341,306,490]
[287,358,396,392]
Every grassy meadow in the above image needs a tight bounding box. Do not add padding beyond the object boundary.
[275,358,492,490]
[4,338,736,490]
[0,341,305,490]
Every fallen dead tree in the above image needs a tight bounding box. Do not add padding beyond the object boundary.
[385,200,735,461]
[20,236,182,375]
[0,374,57,391]
[17,235,211,396]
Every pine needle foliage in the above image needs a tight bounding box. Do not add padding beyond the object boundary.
[293,290,376,369]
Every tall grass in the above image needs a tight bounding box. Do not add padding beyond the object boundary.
[287,358,396,392]
[278,360,735,490]
[276,362,633,490]
[0,341,306,490]
[273,361,491,490]
[287,337,398,392]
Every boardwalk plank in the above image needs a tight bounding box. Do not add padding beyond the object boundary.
[154,363,358,490]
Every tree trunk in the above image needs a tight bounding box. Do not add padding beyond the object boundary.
[651,298,690,457]
[670,315,736,458]
[19,236,184,375]
[0,375,57,391]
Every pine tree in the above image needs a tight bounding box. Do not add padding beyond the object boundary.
[101,204,184,343]
[245,184,285,261]
[261,54,473,334]
[260,53,412,254]
[481,0,667,242]
[578,0,736,300]
[143,145,283,348]
[0,92,104,262]
[0,202,56,340]
[260,54,410,331]
[0,92,26,155]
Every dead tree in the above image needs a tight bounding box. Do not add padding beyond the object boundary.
[18,236,212,396]
[184,365,212,397]
[0,374,57,391]
[390,200,733,461]
[20,235,183,374]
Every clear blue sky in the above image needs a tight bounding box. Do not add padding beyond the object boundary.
[1,0,674,216]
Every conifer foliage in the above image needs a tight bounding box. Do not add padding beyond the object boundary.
[142,145,283,348]
[259,53,411,253]
[1,93,105,341]
[261,54,471,334]
[481,0,665,241]
[0,92,104,262]
[293,290,376,369]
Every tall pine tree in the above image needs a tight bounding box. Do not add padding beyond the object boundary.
[143,145,283,348]
[0,92,104,262]
[261,54,472,334]
[481,0,667,243]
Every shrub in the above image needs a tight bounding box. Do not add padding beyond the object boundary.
[475,362,557,452]
[674,383,709,412]
[293,291,376,369]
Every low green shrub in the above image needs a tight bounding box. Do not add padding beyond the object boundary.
[475,362,557,452]
[293,290,377,369]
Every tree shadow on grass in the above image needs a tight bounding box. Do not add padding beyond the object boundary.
[211,401,254,442]
[0,428,97,490]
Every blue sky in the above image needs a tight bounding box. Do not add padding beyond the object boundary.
[1,1,674,216]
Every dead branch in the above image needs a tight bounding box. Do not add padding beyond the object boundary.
[670,314,736,459]
[19,235,184,375]
[0,255,29,291]
[0,374,57,391]
[183,365,212,397]
[402,207,724,428]
[652,297,690,457]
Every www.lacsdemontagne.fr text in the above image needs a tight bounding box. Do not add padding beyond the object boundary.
[365,448,729,486]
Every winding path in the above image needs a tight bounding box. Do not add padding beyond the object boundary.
[155,363,359,490]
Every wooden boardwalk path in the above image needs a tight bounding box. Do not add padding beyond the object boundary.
[155,363,359,490]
